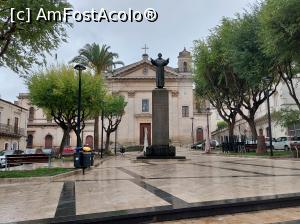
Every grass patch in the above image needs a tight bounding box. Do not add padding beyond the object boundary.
[0,167,74,178]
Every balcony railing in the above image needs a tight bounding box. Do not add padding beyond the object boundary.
[0,123,25,137]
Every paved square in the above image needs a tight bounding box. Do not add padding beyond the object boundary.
[2,148,300,223]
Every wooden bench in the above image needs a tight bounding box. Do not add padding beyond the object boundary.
[5,154,51,170]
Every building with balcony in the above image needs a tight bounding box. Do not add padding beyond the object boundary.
[0,98,28,150]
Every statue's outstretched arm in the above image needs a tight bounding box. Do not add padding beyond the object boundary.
[163,58,170,66]
[151,58,157,66]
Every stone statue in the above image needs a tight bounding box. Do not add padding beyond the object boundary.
[151,53,169,88]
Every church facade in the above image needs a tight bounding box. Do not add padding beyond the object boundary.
[17,49,209,149]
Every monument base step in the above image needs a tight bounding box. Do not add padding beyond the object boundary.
[136,145,186,159]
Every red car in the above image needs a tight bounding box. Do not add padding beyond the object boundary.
[62,146,75,156]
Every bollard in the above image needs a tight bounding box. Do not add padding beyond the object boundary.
[48,155,51,168]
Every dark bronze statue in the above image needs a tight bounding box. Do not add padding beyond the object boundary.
[151,53,169,88]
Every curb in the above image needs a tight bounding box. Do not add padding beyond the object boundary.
[11,192,300,224]
[0,156,112,185]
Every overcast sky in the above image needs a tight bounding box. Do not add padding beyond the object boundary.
[0,0,256,102]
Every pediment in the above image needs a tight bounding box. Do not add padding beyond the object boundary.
[108,60,179,79]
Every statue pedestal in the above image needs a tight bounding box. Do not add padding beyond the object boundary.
[137,89,185,159]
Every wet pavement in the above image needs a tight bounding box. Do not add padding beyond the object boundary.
[1,148,300,223]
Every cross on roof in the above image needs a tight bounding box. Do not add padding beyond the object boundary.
[142,44,149,54]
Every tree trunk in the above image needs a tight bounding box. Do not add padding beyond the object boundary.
[59,129,69,158]
[105,131,111,153]
[94,116,99,151]
[228,122,235,139]
[247,119,257,141]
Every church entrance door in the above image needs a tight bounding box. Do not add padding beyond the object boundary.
[140,123,151,145]
[196,128,204,142]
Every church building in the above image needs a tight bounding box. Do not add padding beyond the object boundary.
[16,48,209,149]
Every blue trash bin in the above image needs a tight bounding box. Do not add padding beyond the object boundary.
[82,152,92,168]
[74,147,83,168]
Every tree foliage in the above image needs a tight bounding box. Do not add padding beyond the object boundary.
[194,36,240,138]
[0,0,72,74]
[70,43,124,74]
[221,9,280,139]
[27,65,106,155]
[273,108,300,128]
[217,121,228,131]
[259,0,300,110]
[194,7,281,140]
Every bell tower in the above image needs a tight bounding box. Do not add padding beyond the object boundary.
[178,47,192,73]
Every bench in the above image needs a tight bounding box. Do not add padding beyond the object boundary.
[5,154,51,170]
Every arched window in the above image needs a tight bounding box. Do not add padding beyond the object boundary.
[29,107,35,121]
[4,143,9,150]
[85,135,93,149]
[12,142,17,150]
[183,62,188,72]
[45,134,53,148]
[27,134,33,148]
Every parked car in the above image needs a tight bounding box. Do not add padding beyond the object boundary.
[24,148,44,154]
[265,137,276,149]
[62,146,75,156]
[191,141,204,149]
[196,142,204,150]
[266,137,293,150]
[291,136,300,144]
[290,136,300,150]
[0,150,23,167]
[210,140,220,149]
[42,148,54,155]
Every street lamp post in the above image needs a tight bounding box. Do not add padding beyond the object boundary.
[74,64,86,148]
[205,107,210,153]
[263,76,273,157]
[191,117,194,144]
[114,127,117,156]
[100,112,104,158]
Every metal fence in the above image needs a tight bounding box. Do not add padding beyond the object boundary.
[221,135,257,153]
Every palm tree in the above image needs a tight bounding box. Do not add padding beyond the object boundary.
[70,43,124,152]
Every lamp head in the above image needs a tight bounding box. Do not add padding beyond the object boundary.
[74,64,86,71]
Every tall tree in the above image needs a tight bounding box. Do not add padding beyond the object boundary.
[259,0,300,110]
[194,38,241,139]
[70,43,124,151]
[102,95,127,152]
[220,11,279,140]
[27,65,105,156]
[0,0,72,74]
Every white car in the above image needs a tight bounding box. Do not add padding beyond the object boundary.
[267,137,293,150]
[0,150,16,167]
